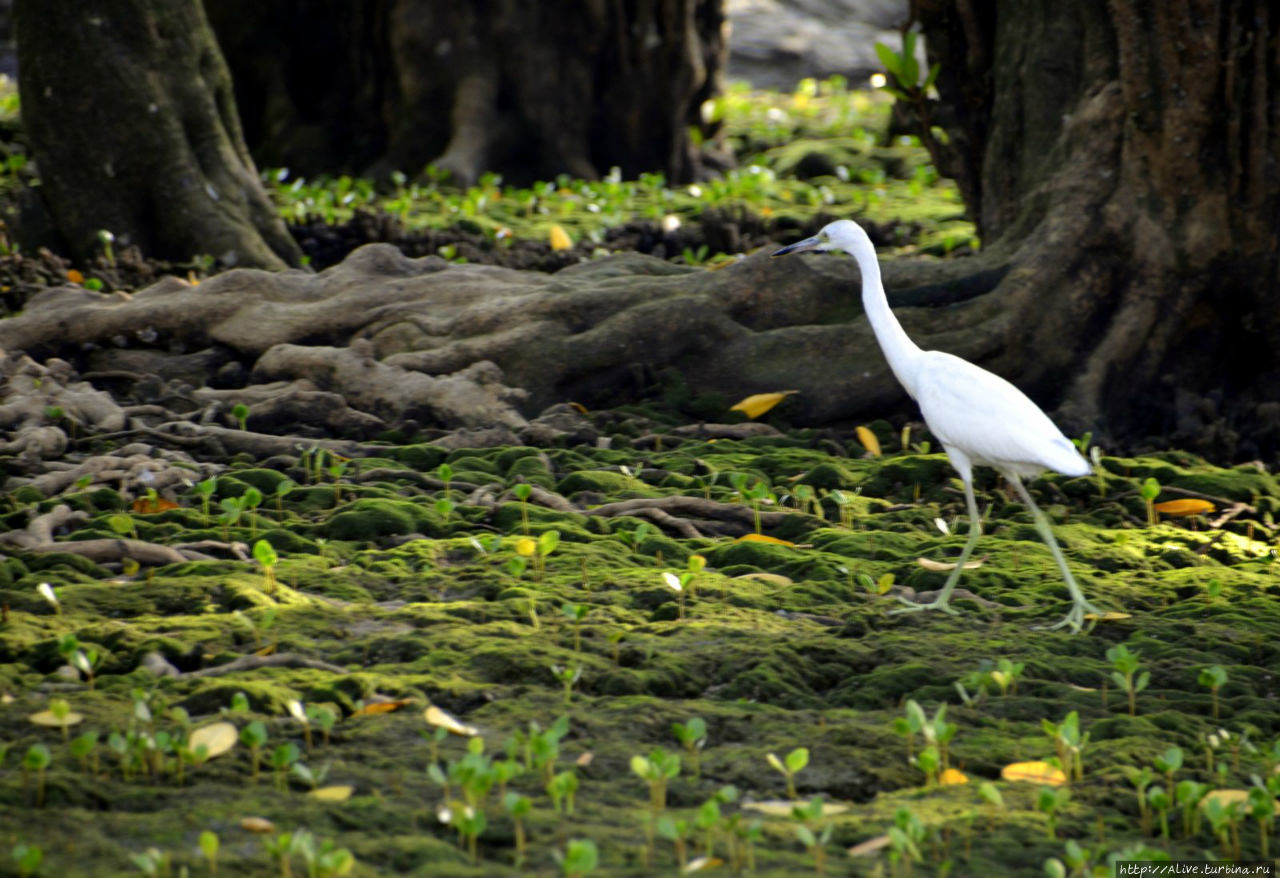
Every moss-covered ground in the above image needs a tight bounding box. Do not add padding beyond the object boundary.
[2,414,1278,877]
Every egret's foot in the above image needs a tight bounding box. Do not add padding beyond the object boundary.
[1032,599,1106,634]
[890,595,961,617]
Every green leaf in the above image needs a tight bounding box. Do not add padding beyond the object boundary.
[873,42,902,78]
[253,539,278,568]
[924,61,942,90]
[901,31,919,87]
[785,747,810,774]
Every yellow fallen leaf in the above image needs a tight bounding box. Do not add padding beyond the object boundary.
[189,722,238,759]
[28,709,84,728]
[1200,789,1280,810]
[308,785,354,802]
[916,556,986,571]
[352,698,413,717]
[66,269,84,284]
[515,538,537,557]
[729,391,798,419]
[735,533,797,547]
[683,856,724,873]
[939,768,969,785]
[1001,761,1066,786]
[253,643,278,657]
[1154,499,1215,517]
[423,705,478,737]
[575,751,594,767]
[549,224,573,251]
[847,834,892,857]
[732,572,794,586]
[855,426,882,457]
[743,800,848,818]
[240,817,276,833]
[1083,611,1131,622]
[568,402,588,414]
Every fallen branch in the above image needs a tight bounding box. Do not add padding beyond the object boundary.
[183,652,349,678]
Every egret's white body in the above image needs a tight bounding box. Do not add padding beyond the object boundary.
[774,219,1099,632]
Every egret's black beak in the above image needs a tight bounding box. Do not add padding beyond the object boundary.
[771,235,826,257]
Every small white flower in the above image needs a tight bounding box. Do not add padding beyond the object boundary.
[934,517,949,535]
[37,582,58,610]
[662,572,683,593]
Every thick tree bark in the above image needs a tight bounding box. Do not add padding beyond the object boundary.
[207,0,727,185]
[895,0,1280,459]
[15,0,302,269]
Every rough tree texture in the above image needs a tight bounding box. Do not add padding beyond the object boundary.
[14,0,302,269]
[892,0,1280,459]
[206,0,728,184]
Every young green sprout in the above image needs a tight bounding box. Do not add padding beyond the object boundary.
[437,462,455,503]
[512,482,533,534]
[253,539,279,594]
[547,769,579,814]
[231,402,249,431]
[1140,476,1161,526]
[274,477,294,517]
[1246,785,1274,859]
[886,806,927,874]
[107,511,139,541]
[270,741,301,791]
[766,747,809,800]
[199,829,219,876]
[1036,785,1071,839]
[561,603,590,652]
[662,571,688,619]
[305,703,336,747]
[12,843,43,878]
[23,743,52,806]
[791,795,834,875]
[632,747,681,867]
[1147,784,1171,839]
[560,838,599,878]
[1153,746,1182,795]
[242,486,263,536]
[70,730,99,774]
[551,663,583,706]
[991,657,1024,696]
[672,717,708,779]
[1106,644,1149,716]
[239,720,268,784]
[504,792,533,867]
[1041,710,1088,783]
[1198,665,1228,720]
[1123,766,1154,834]
[194,477,217,525]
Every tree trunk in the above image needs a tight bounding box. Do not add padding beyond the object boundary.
[15,0,302,269]
[894,0,1280,460]
[207,0,727,185]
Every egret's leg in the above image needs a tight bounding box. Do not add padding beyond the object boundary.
[891,472,981,616]
[1007,474,1102,633]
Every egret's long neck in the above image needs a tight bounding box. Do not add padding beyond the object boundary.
[849,232,923,397]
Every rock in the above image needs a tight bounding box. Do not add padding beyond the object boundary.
[520,403,599,446]
[726,0,910,90]
[140,651,182,678]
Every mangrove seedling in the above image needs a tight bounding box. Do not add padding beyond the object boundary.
[551,663,583,706]
[504,792,533,867]
[1036,785,1071,839]
[548,768,579,814]
[767,747,809,800]
[977,781,1004,830]
[70,730,99,774]
[916,745,941,786]
[1203,577,1224,602]
[662,571,688,619]
[441,803,486,864]
[217,496,246,540]
[253,539,279,595]
[512,482,533,534]
[1153,746,1182,796]
[240,720,268,784]
[242,486,264,536]
[1175,780,1208,840]
[274,478,294,516]
[199,830,219,876]
[1198,665,1228,720]
[290,759,331,791]
[23,743,51,806]
[437,462,455,503]
[271,741,301,791]
[656,814,692,868]
[304,706,335,747]
[562,603,590,652]
[12,843,42,878]
[231,402,249,431]
[1246,785,1274,858]
[327,458,349,505]
[58,633,98,689]
[1140,477,1160,526]
[435,496,455,521]
[991,657,1025,696]
[791,796,834,875]
[1124,767,1153,834]
[1105,644,1149,716]
[262,831,298,877]
[130,848,172,878]
[1201,796,1242,860]
[672,717,708,780]
[193,477,217,525]
[608,630,625,665]
[1041,710,1088,783]
[1147,784,1171,839]
[534,529,560,582]
[560,838,599,878]
[886,806,927,876]
[632,747,681,867]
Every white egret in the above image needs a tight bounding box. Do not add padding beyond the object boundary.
[773,219,1100,632]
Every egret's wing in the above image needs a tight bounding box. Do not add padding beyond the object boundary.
[912,352,1088,476]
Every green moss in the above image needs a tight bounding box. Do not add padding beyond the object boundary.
[321,498,433,541]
